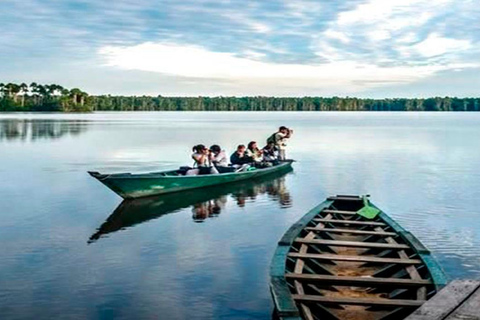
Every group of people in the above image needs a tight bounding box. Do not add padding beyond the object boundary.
[186,126,293,175]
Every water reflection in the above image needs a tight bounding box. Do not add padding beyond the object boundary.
[89,169,292,242]
[0,119,88,141]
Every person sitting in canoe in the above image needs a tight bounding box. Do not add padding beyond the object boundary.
[262,142,279,165]
[230,145,252,171]
[186,144,219,175]
[267,126,293,160]
[248,141,275,168]
[246,141,263,163]
[210,144,235,173]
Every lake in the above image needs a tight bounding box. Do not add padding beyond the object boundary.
[1,112,480,320]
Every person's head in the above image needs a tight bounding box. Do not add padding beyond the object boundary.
[209,144,221,155]
[236,144,246,153]
[247,141,257,151]
[279,126,288,134]
[193,144,208,154]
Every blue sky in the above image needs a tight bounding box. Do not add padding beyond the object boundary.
[1,0,479,97]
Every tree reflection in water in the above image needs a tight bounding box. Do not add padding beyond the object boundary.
[0,119,88,142]
[89,169,293,242]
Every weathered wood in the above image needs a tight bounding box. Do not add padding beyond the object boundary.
[292,294,425,307]
[294,238,410,250]
[378,307,414,320]
[313,218,386,226]
[322,209,357,215]
[294,232,316,320]
[270,276,301,318]
[305,227,397,236]
[376,227,427,301]
[327,196,362,201]
[288,252,422,265]
[285,273,432,287]
[444,285,480,320]
[405,280,480,320]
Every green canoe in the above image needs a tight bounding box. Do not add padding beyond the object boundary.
[88,160,294,199]
[270,195,447,320]
[88,167,292,242]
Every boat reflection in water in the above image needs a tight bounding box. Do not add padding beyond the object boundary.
[89,167,293,242]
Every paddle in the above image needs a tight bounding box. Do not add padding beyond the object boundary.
[356,195,381,219]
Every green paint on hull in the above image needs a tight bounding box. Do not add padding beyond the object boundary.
[89,161,293,199]
[89,167,293,242]
[270,196,448,320]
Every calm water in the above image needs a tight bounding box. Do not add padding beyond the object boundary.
[1,112,480,320]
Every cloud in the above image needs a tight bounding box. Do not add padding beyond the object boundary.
[99,41,476,93]
[313,0,479,68]
[413,33,472,57]
[1,0,480,96]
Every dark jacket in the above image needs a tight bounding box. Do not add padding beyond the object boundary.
[230,151,252,165]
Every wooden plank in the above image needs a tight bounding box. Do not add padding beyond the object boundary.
[285,273,432,287]
[313,218,386,226]
[322,209,357,215]
[327,196,362,201]
[444,284,480,320]
[405,280,480,320]
[305,227,396,237]
[288,252,422,265]
[293,213,334,320]
[292,294,425,307]
[294,232,316,320]
[294,238,410,250]
[376,227,427,301]
[270,276,301,318]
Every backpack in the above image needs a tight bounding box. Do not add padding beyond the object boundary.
[266,133,277,145]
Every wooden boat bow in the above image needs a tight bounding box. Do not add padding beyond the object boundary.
[270,195,447,320]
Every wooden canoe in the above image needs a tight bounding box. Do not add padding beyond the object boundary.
[270,195,447,320]
[88,160,293,199]
[88,167,292,242]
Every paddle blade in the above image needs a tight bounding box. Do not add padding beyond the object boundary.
[357,206,380,219]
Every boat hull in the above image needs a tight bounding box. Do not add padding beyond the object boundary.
[270,195,447,320]
[89,161,293,199]
[88,167,292,242]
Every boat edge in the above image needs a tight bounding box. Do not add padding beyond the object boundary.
[374,205,449,290]
[89,161,294,199]
[269,196,449,319]
[269,199,333,320]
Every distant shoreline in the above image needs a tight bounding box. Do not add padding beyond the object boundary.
[1,83,479,112]
[2,110,480,113]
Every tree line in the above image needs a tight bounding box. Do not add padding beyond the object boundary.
[0,83,90,112]
[1,82,479,112]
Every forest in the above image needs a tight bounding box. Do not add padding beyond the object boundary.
[1,82,480,112]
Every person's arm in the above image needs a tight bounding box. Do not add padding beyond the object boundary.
[275,132,286,142]
[193,153,206,165]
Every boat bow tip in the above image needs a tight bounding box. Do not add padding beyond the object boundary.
[88,171,101,178]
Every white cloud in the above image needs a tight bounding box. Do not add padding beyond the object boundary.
[413,33,472,57]
[223,12,272,34]
[241,50,266,60]
[99,42,475,92]
[283,0,323,21]
[315,0,476,67]
[337,0,446,27]
[324,30,350,43]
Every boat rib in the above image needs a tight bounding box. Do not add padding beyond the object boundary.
[270,195,447,320]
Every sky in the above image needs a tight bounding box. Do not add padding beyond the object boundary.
[1,0,479,97]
